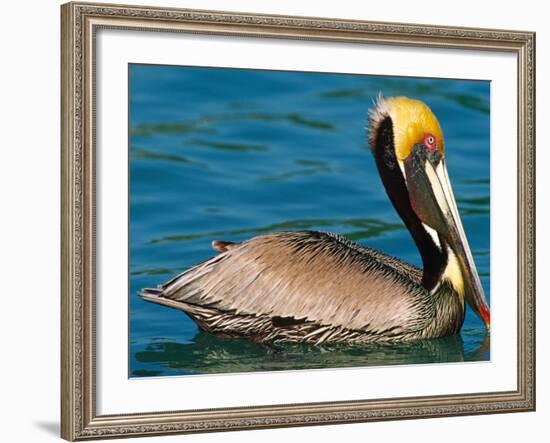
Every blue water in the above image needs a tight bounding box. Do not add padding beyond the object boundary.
[129,64,490,377]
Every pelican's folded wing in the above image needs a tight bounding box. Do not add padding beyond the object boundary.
[150,231,434,336]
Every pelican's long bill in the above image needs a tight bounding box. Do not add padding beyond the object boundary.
[404,144,491,330]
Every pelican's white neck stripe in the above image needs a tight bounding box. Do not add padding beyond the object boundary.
[422,222,441,250]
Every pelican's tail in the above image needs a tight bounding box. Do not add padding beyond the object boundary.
[140,287,162,297]
[140,287,188,311]
[140,283,227,334]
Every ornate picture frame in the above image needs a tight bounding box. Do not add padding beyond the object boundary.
[61,2,535,440]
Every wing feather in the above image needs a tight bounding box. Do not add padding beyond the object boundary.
[157,231,434,334]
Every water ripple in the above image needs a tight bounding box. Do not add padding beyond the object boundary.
[147,217,404,245]
[319,86,489,114]
[189,139,270,153]
[459,178,490,185]
[131,112,335,138]
[131,267,180,277]
[442,93,490,114]
[259,159,332,181]
[131,147,208,168]
[458,196,490,206]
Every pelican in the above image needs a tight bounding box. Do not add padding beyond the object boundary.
[141,96,490,344]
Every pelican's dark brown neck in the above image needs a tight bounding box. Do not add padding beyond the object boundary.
[371,116,448,291]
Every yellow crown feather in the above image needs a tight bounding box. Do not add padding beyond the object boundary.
[370,96,445,160]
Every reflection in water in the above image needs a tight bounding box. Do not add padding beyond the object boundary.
[132,330,490,377]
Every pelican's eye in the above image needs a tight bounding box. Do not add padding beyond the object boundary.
[423,134,437,152]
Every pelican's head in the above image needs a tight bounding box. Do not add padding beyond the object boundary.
[368,96,490,330]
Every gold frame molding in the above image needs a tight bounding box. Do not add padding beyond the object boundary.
[61,2,536,440]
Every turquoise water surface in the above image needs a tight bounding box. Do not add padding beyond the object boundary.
[129,64,490,377]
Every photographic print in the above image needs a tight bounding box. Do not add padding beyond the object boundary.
[129,65,491,378]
